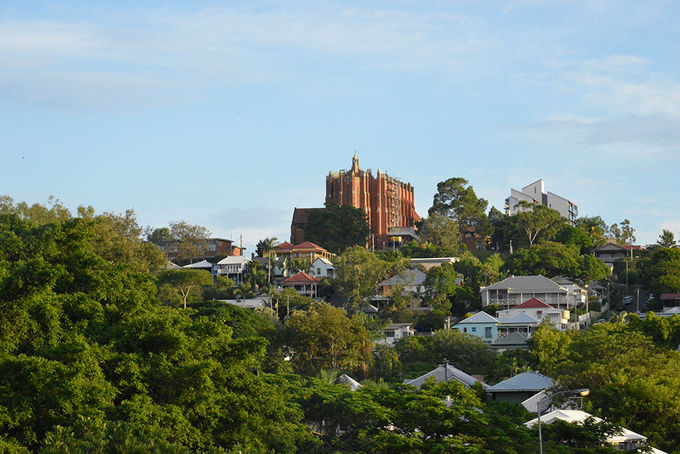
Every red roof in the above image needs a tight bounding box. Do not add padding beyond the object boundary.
[292,241,325,251]
[274,241,295,251]
[660,293,680,301]
[515,297,555,309]
[282,271,321,285]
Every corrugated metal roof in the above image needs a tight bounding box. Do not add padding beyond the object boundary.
[483,275,566,293]
[489,371,554,392]
[458,311,499,324]
[403,364,488,390]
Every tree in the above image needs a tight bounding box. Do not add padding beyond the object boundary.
[147,226,172,245]
[640,247,680,294]
[575,216,609,248]
[607,219,636,244]
[514,203,565,248]
[488,206,519,252]
[157,269,213,309]
[657,229,677,248]
[255,237,278,257]
[304,204,369,253]
[168,221,211,259]
[284,302,372,374]
[417,213,461,250]
[504,242,580,279]
[428,177,488,236]
[332,246,405,309]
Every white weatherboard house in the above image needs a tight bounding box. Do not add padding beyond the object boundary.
[375,323,415,346]
[481,275,583,309]
[213,256,250,284]
[308,257,335,279]
[496,298,570,331]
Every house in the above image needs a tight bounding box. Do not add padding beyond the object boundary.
[387,226,418,249]
[376,268,427,297]
[403,364,488,390]
[495,312,540,339]
[274,241,334,263]
[409,256,459,272]
[524,410,663,452]
[487,371,554,404]
[308,257,335,279]
[452,311,499,344]
[491,332,533,352]
[183,259,214,270]
[660,293,680,307]
[337,374,362,391]
[505,179,578,224]
[496,298,570,330]
[213,255,251,284]
[221,296,270,310]
[481,275,583,309]
[593,242,642,268]
[376,323,415,346]
[281,271,322,298]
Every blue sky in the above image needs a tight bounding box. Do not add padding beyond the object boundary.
[1,0,679,251]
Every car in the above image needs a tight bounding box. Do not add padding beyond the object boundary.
[648,293,655,301]
[623,295,633,304]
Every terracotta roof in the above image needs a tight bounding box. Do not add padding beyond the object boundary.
[292,241,326,251]
[515,297,555,309]
[282,271,321,285]
[274,241,295,251]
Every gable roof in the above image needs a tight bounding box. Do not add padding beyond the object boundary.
[488,371,554,392]
[483,275,566,293]
[274,241,295,251]
[379,269,427,287]
[515,297,555,309]
[403,364,488,390]
[458,311,499,324]
[291,241,325,251]
[183,259,213,269]
[291,207,321,224]
[217,255,250,265]
[524,410,648,445]
[312,256,333,266]
[282,271,321,285]
[337,374,362,391]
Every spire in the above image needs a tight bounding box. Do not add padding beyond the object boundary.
[351,152,360,173]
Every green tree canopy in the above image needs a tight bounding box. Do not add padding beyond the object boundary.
[657,229,677,248]
[304,204,370,253]
[428,177,489,236]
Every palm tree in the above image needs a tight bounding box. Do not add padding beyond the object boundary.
[256,237,278,257]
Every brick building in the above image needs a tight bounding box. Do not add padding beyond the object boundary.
[325,154,419,249]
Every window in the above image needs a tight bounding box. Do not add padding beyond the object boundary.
[463,327,467,333]
[317,268,321,275]
[485,327,492,338]
[471,327,477,332]
[385,330,395,338]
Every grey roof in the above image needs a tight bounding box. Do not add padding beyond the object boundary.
[379,269,427,287]
[167,261,183,269]
[220,297,270,309]
[497,312,540,325]
[550,276,574,285]
[337,374,362,391]
[488,371,554,393]
[483,275,566,293]
[217,255,251,265]
[403,364,489,390]
[458,311,499,324]
[183,259,213,269]
[491,333,530,347]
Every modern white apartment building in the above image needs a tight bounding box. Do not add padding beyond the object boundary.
[505,179,578,224]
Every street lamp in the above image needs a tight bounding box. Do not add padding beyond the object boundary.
[537,388,590,454]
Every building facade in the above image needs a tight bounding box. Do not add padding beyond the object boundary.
[325,154,420,248]
[505,179,578,224]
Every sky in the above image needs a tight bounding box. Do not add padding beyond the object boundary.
[1,0,679,252]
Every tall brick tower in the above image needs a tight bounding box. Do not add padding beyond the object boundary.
[325,154,419,248]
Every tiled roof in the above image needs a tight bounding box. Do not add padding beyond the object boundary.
[515,297,555,309]
[282,271,321,285]
[292,241,325,251]
[274,241,295,251]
